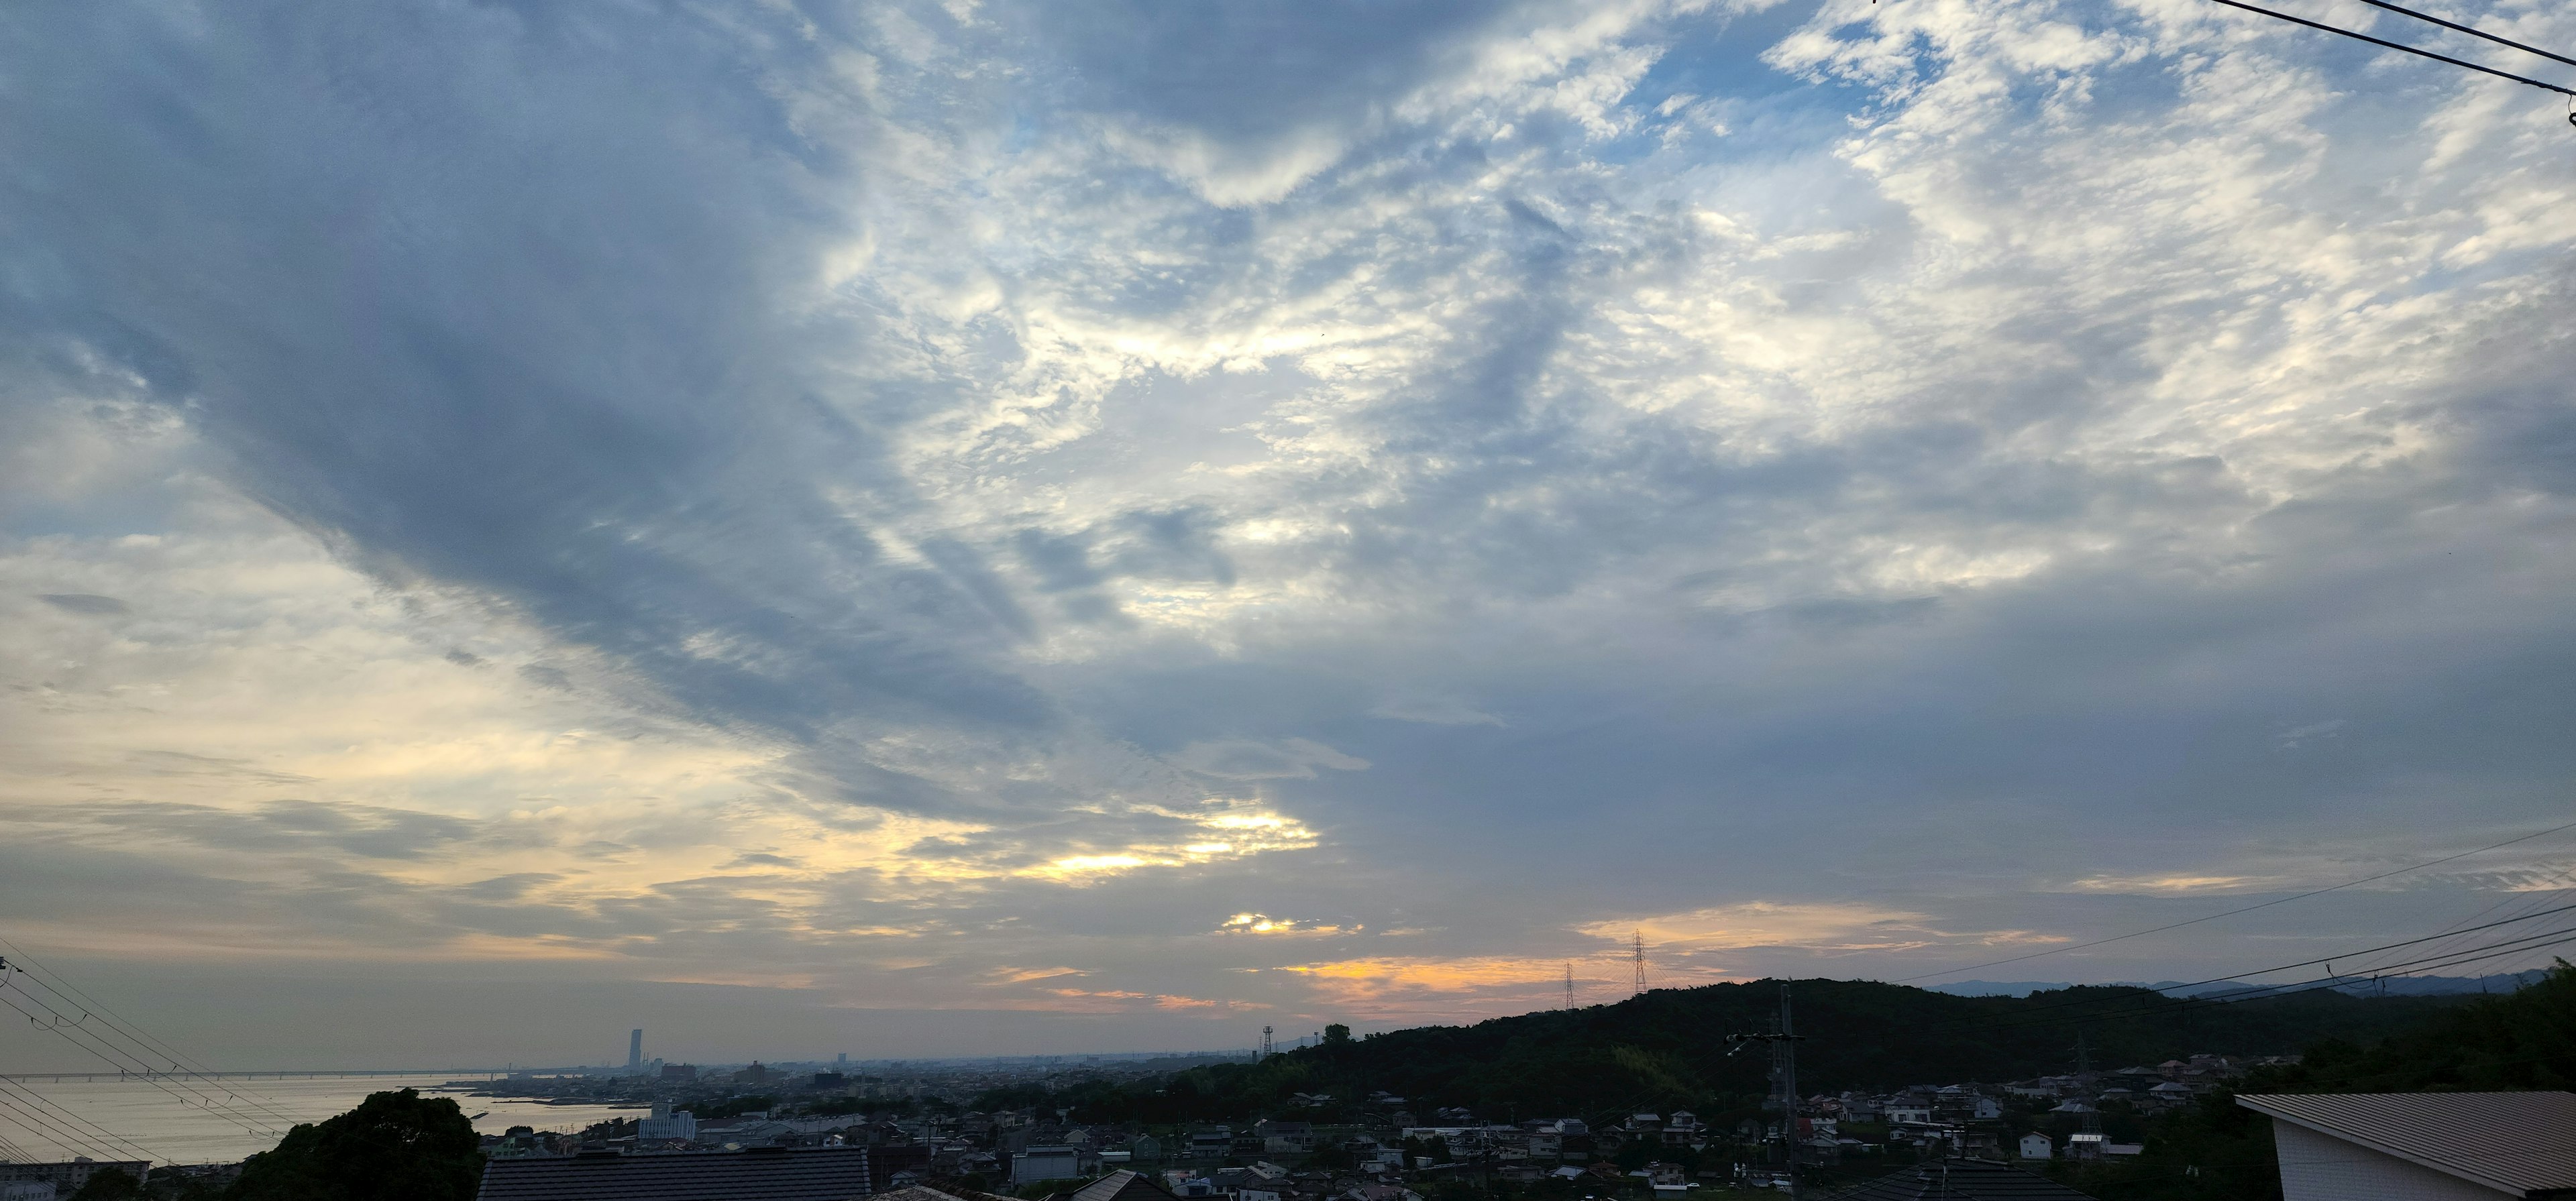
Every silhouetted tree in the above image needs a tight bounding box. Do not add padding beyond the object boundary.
[66,1169,146,1201]
[227,1088,480,1201]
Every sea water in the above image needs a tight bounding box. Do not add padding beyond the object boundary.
[0,1074,645,1166]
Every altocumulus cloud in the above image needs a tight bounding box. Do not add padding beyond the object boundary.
[3,0,2576,1055]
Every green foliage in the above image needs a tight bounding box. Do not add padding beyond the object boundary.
[67,1169,146,1201]
[975,1082,1059,1112]
[2041,961,2576,1201]
[698,1094,779,1119]
[226,1088,480,1201]
[1324,1025,1351,1045]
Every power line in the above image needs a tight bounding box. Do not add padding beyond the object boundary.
[2341,856,2576,980]
[1937,925,2576,1037]
[0,986,288,1138]
[1895,817,2576,983]
[0,1092,136,1162]
[0,1077,162,1163]
[0,948,301,1131]
[1968,908,2576,1029]
[2345,0,2576,70]
[0,988,286,1135]
[0,937,303,1130]
[2202,0,2575,95]
[1915,901,2576,1033]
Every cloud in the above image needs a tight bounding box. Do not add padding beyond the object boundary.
[38,593,128,615]
[1366,695,1507,727]
[3,0,2575,1062]
[1220,913,1352,936]
[1588,903,1930,950]
[1169,738,1371,780]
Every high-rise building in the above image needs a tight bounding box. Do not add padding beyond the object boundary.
[628,1028,643,1070]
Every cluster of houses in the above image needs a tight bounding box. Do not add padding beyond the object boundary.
[490,1052,2284,1188]
[464,1047,2339,1200]
[1790,1052,2288,1165]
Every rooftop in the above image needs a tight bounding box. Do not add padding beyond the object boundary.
[476,1147,873,1201]
[2237,1092,2576,1198]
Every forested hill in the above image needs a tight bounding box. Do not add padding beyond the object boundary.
[1044,978,2471,1125]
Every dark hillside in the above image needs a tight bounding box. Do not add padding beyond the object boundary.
[1053,977,2467,1125]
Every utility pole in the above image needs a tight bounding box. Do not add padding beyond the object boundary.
[1727,982,1806,1200]
[1632,931,1648,996]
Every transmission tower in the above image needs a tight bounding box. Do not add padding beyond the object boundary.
[2073,1033,2104,1154]
[1725,982,1806,1200]
[1632,931,1647,996]
[1260,1025,1275,1060]
[1564,962,1575,1011]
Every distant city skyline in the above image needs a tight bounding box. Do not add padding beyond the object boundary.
[6,1,2575,1070]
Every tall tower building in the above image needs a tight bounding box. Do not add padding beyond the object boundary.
[628,1029,644,1071]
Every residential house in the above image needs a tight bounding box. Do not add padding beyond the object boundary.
[2239,1092,2576,1200]
[1013,1146,1084,1186]
[2018,1133,2053,1161]
[1931,1088,2001,1123]
[1256,1120,1316,1153]
[1189,1129,1236,1161]
[2145,1082,2195,1109]
[0,1164,152,1196]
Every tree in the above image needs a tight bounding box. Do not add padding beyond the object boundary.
[66,1169,146,1201]
[228,1088,481,1201]
[1324,1025,1351,1045]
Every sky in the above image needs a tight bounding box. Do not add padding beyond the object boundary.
[3,0,2575,1070]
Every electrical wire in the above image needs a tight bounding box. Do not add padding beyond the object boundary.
[1894,818,2576,984]
[0,991,284,1139]
[2343,0,2576,70]
[0,1093,137,1163]
[1983,929,2576,1031]
[0,990,284,1135]
[2202,0,2574,95]
[0,965,294,1131]
[0,941,304,1130]
[1911,902,2576,1031]
[0,1077,161,1163]
[2337,856,2576,982]
[1936,928,2576,1037]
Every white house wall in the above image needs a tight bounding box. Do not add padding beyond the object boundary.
[2273,1120,2510,1201]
